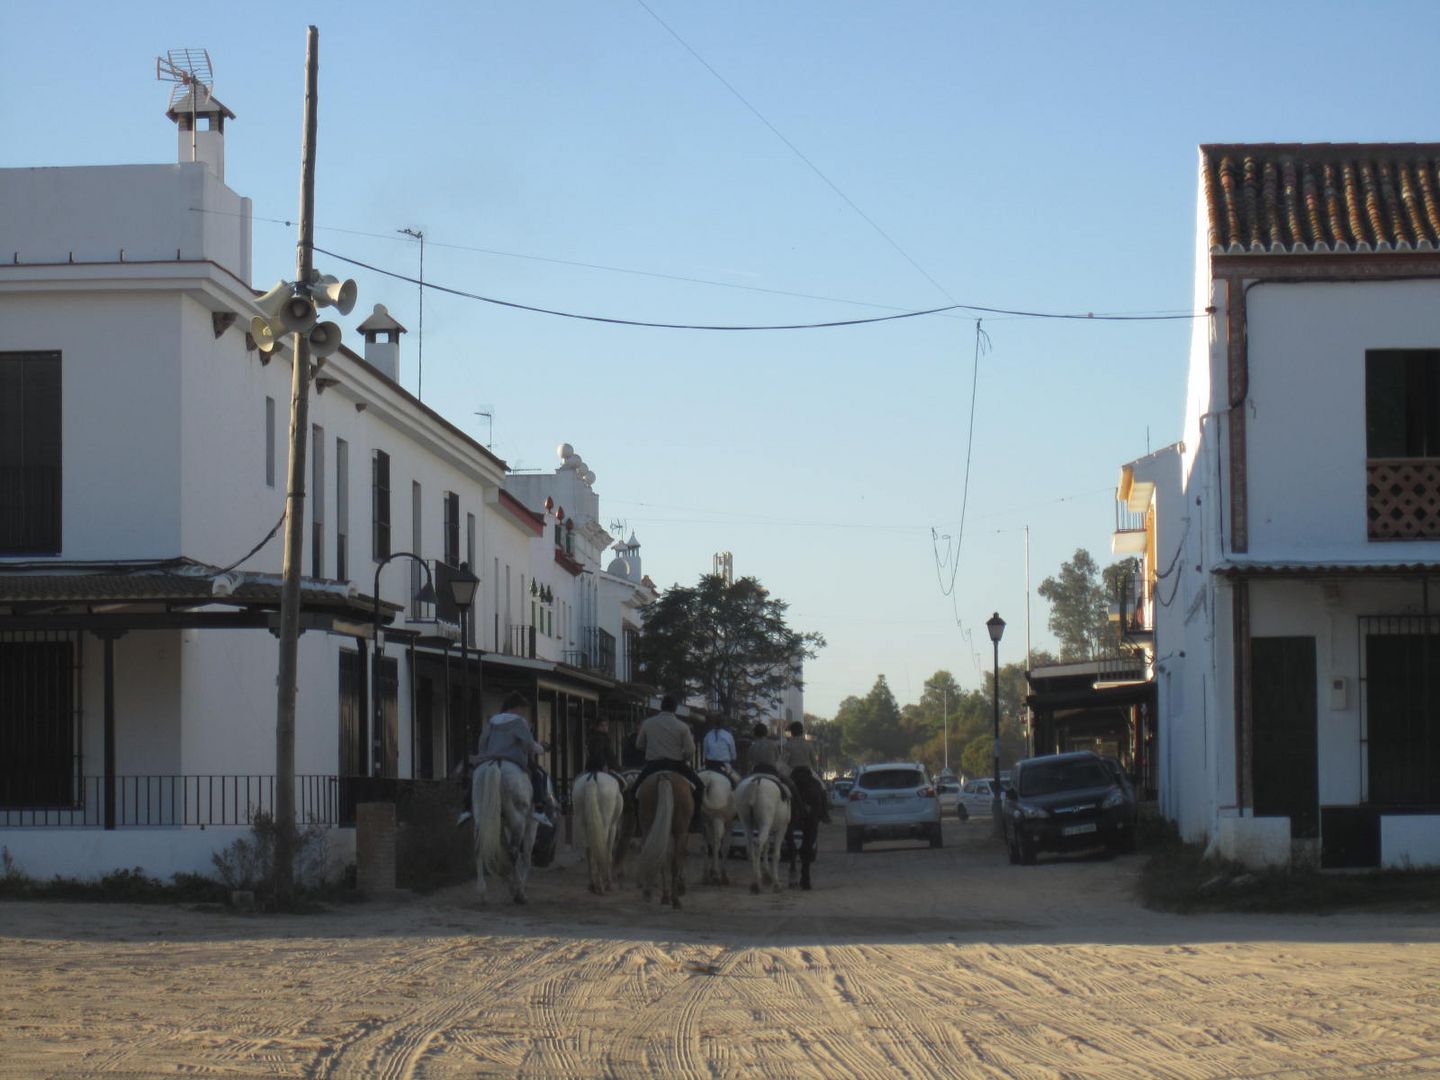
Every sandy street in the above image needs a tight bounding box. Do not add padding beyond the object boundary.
[2,819,1439,1079]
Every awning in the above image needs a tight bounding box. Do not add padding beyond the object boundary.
[0,557,396,634]
[1213,560,1440,579]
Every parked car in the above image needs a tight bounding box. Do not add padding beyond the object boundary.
[844,762,942,851]
[958,778,998,818]
[1001,751,1137,865]
[936,778,962,817]
[828,779,854,809]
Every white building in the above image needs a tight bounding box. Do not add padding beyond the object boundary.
[1161,143,1440,869]
[0,91,651,879]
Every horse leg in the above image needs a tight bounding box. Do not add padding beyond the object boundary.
[748,819,766,895]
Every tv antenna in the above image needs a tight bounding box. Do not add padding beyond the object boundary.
[155,48,214,163]
[475,406,493,447]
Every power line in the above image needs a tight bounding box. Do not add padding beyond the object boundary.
[314,245,1207,331]
[632,0,959,305]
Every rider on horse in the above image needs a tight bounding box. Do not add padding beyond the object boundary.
[631,695,706,815]
[782,719,832,823]
[701,715,740,785]
[457,691,554,827]
[747,721,800,809]
[584,718,619,777]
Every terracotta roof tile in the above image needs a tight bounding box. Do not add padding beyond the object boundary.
[1202,143,1440,254]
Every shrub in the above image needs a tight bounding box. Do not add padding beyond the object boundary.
[211,811,333,910]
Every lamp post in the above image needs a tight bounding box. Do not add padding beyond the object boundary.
[986,612,1005,833]
[448,561,480,762]
[370,552,437,778]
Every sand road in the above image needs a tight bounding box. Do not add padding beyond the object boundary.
[2,819,1439,1078]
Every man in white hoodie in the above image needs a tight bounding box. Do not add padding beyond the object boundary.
[457,691,552,826]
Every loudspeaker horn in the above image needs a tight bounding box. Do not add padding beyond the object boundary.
[312,274,357,316]
[250,314,286,354]
[253,280,317,337]
[308,320,343,359]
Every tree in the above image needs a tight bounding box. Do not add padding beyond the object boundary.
[840,675,908,763]
[638,573,824,727]
[1037,550,1138,660]
[805,712,842,776]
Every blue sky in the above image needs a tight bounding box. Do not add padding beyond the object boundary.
[4,2,1438,715]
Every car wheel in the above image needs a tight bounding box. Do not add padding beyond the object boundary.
[928,823,943,849]
[846,828,863,853]
[956,804,969,822]
[1018,836,1038,865]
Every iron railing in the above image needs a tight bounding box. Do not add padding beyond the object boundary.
[506,624,537,659]
[0,774,340,828]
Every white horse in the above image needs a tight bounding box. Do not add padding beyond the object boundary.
[734,773,791,894]
[572,770,624,894]
[697,769,736,885]
[472,759,537,904]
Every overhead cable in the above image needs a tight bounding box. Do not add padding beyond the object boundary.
[315,246,1207,331]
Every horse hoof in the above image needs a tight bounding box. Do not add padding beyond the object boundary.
[802,880,812,891]
[750,883,760,895]
[513,895,526,905]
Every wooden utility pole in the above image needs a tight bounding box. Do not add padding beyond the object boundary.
[273,24,319,903]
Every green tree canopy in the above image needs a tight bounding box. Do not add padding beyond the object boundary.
[1036,549,1138,660]
[637,573,824,727]
[840,675,907,764]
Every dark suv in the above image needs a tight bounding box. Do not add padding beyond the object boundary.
[1002,751,1136,864]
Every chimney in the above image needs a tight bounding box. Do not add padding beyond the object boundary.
[356,304,407,382]
[165,88,235,181]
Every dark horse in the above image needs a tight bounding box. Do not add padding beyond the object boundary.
[781,780,823,891]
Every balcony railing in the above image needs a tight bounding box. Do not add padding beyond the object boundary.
[505,624,537,659]
[563,627,617,676]
[0,774,341,828]
[1367,458,1440,540]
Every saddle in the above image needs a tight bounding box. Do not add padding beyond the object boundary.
[752,772,790,802]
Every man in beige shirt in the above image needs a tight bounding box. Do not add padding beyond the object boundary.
[633,695,705,807]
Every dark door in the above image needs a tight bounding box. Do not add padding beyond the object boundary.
[1251,636,1318,838]
[1365,631,1440,806]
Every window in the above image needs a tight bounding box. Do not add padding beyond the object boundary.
[0,636,75,807]
[1364,618,1440,806]
[265,396,276,488]
[372,450,391,561]
[0,352,62,554]
[444,492,460,567]
[1367,350,1440,458]
[466,512,477,642]
[336,439,349,580]
[311,425,325,579]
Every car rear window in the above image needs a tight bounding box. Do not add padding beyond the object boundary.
[1018,759,1112,796]
[858,769,924,791]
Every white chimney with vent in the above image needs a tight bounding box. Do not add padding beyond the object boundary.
[165,88,235,181]
[356,304,407,382]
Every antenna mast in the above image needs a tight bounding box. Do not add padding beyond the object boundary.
[156,49,214,163]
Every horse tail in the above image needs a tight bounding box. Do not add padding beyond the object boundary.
[580,773,607,871]
[474,762,508,875]
[636,778,674,882]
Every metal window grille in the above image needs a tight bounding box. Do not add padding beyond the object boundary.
[1359,614,1440,806]
[0,631,81,810]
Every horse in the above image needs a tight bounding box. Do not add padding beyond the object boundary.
[782,778,822,891]
[734,773,791,894]
[633,771,694,908]
[571,770,624,894]
[697,769,737,885]
[471,759,537,904]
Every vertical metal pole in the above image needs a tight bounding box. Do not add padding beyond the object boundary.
[991,638,1002,834]
[942,685,948,773]
[274,25,319,902]
[102,634,117,830]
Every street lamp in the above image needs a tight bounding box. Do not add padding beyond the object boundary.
[448,561,480,761]
[371,552,437,778]
[986,612,1006,831]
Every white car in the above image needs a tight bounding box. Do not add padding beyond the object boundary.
[844,762,942,851]
[936,779,962,816]
[957,778,999,819]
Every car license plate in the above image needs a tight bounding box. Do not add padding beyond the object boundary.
[1062,822,1097,837]
[879,795,901,803]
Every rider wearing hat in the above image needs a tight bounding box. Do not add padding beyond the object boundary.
[747,721,800,807]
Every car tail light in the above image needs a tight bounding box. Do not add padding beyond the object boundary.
[848,790,867,801]
[918,786,935,798]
